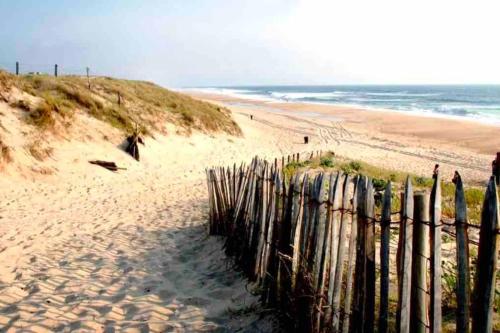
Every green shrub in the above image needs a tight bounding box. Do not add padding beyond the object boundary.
[319,156,334,168]
[415,176,433,187]
[349,161,362,171]
[372,178,388,191]
[465,188,485,206]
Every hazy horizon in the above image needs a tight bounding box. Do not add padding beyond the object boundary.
[1,0,500,87]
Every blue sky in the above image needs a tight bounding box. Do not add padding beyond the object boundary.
[1,0,499,87]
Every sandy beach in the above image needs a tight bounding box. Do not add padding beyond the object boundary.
[187,91,498,183]
[0,90,497,331]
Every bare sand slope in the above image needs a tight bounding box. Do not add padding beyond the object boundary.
[0,96,495,332]
[0,115,287,332]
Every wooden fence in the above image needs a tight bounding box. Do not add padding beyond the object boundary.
[206,155,499,333]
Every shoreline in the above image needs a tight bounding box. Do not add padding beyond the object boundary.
[180,87,500,127]
[186,91,500,157]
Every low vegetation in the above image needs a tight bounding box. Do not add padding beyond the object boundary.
[0,70,241,136]
[0,137,12,164]
[26,142,53,161]
[284,151,491,225]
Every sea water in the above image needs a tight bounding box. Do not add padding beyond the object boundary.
[193,85,500,124]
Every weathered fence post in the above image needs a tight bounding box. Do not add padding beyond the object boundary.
[341,176,359,333]
[429,172,442,333]
[364,179,376,333]
[352,176,367,332]
[396,176,413,333]
[410,191,430,333]
[261,168,276,304]
[292,173,308,292]
[268,170,283,305]
[322,172,342,328]
[454,172,470,333]
[379,181,392,333]
[254,164,269,282]
[330,174,351,332]
[471,177,499,333]
[54,64,58,77]
[313,174,341,331]
[16,61,19,75]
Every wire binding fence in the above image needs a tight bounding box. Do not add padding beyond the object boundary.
[206,154,499,333]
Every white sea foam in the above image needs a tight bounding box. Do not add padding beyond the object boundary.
[365,92,442,97]
[269,91,349,100]
[183,87,277,102]
[182,86,500,125]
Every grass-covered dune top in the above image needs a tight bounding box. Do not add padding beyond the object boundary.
[0,70,241,136]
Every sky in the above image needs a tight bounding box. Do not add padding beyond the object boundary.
[1,0,499,87]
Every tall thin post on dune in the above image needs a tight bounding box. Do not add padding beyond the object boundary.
[15,61,19,75]
[86,67,91,90]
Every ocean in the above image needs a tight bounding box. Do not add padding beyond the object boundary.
[193,85,500,124]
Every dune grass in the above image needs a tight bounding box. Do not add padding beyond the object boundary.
[284,152,490,225]
[0,71,241,136]
[0,138,12,164]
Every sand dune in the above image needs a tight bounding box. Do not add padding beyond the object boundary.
[0,94,495,332]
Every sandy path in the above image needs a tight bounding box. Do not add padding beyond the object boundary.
[0,114,287,332]
[0,96,495,332]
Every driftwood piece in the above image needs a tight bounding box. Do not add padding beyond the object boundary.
[89,160,126,172]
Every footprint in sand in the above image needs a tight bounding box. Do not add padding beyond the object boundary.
[0,304,19,314]
[123,266,134,274]
[64,294,79,304]
[158,289,175,302]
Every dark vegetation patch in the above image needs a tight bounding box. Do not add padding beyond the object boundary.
[0,138,12,164]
